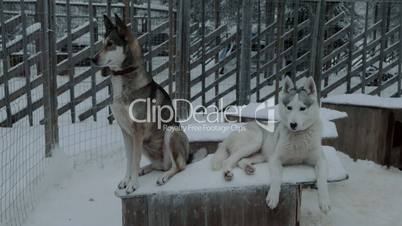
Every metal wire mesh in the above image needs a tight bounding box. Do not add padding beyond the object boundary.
[1,0,402,226]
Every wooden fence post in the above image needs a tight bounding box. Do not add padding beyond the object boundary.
[398,1,402,97]
[238,0,253,105]
[41,0,59,157]
[168,0,175,96]
[175,0,190,119]
[123,0,130,24]
[214,0,220,106]
[310,0,326,100]
[0,0,12,127]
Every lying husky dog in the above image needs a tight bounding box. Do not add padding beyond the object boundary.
[92,14,190,194]
[211,76,330,213]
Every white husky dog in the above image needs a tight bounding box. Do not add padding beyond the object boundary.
[211,76,330,213]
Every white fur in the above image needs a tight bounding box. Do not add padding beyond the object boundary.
[98,44,125,70]
[210,76,331,213]
[111,76,123,98]
[211,121,266,180]
[266,77,330,213]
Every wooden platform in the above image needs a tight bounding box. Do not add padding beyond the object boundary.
[323,94,402,168]
[121,185,300,226]
[115,147,348,226]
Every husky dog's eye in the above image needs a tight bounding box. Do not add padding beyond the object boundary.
[300,107,306,111]
[287,106,292,110]
[106,41,113,47]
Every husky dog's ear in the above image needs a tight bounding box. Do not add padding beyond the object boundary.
[114,13,128,34]
[103,15,114,35]
[304,76,317,96]
[282,76,294,94]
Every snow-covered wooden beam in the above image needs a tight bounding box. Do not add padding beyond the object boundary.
[323,94,402,168]
[115,147,348,226]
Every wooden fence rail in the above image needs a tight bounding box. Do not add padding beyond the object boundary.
[1,0,402,139]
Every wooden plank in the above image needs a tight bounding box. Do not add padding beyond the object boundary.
[310,0,326,100]
[122,196,148,226]
[205,85,236,106]
[346,2,355,93]
[20,0,33,126]
[399,2,402,96]
[56,40,102,72]
[191,67,236,101]
[57,78,109,117]
[0,76,43,109]
[369,69,400,95]
[190,33,236,70]
[191,48,237,86]
[137,21,169,45]
[168,0,175,95]
[78,96,112,121]
[56,20,92,50]
[0,23,41,56]
[361,2,370,93]
[0,0,13,126]
[0,52,41,85]
[121,185,299,226]
[56,67,92,95]
[323,103,392,165]
[89,0,97,121]
[0,97,43,127]
[349,47,399,93]
[66,0,75,123]
[0,14,21,33]
[290,0,300,81]
[200,0,206,105]
[377,2,388,96]
[175,0,190,119]
[238,0,253,105]
[189,24,227,56]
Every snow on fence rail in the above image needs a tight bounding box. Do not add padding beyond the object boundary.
[0,0,402,226]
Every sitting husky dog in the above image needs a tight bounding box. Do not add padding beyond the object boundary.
[92,14,190,194]
[211,76,330,213]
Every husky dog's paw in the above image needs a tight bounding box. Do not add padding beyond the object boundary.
[224,170,233,181]
[319,198,331,214]
[266,190,279,209]
[156,174,170,186]
[138,166,152,176]
[125,179,139,194]
[118,177,130,189]
[244,164,255,175]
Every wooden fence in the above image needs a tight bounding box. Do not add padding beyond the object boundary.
[1,0,402,149]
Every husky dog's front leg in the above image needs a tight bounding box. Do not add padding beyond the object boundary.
[315,155,331,213]
[266,156,283,209]
[125,133,143,194]
[118,130,133,189]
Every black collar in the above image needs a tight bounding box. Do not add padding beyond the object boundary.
[111,65,138,76]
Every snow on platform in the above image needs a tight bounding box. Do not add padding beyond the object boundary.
[225,103,348,121]
[182,120,338,142]
[323,94,402,109]
[115,146,348,198]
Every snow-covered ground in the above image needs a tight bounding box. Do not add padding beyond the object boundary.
[21,146,402,226]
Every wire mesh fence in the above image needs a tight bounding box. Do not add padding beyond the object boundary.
[1,0,402,226]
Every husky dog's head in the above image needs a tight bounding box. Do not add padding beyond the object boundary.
[279,76,320,132]
[92,14,141,73]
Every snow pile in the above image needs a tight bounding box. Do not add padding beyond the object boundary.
[301,152,402,226]
[323,94,402,109]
